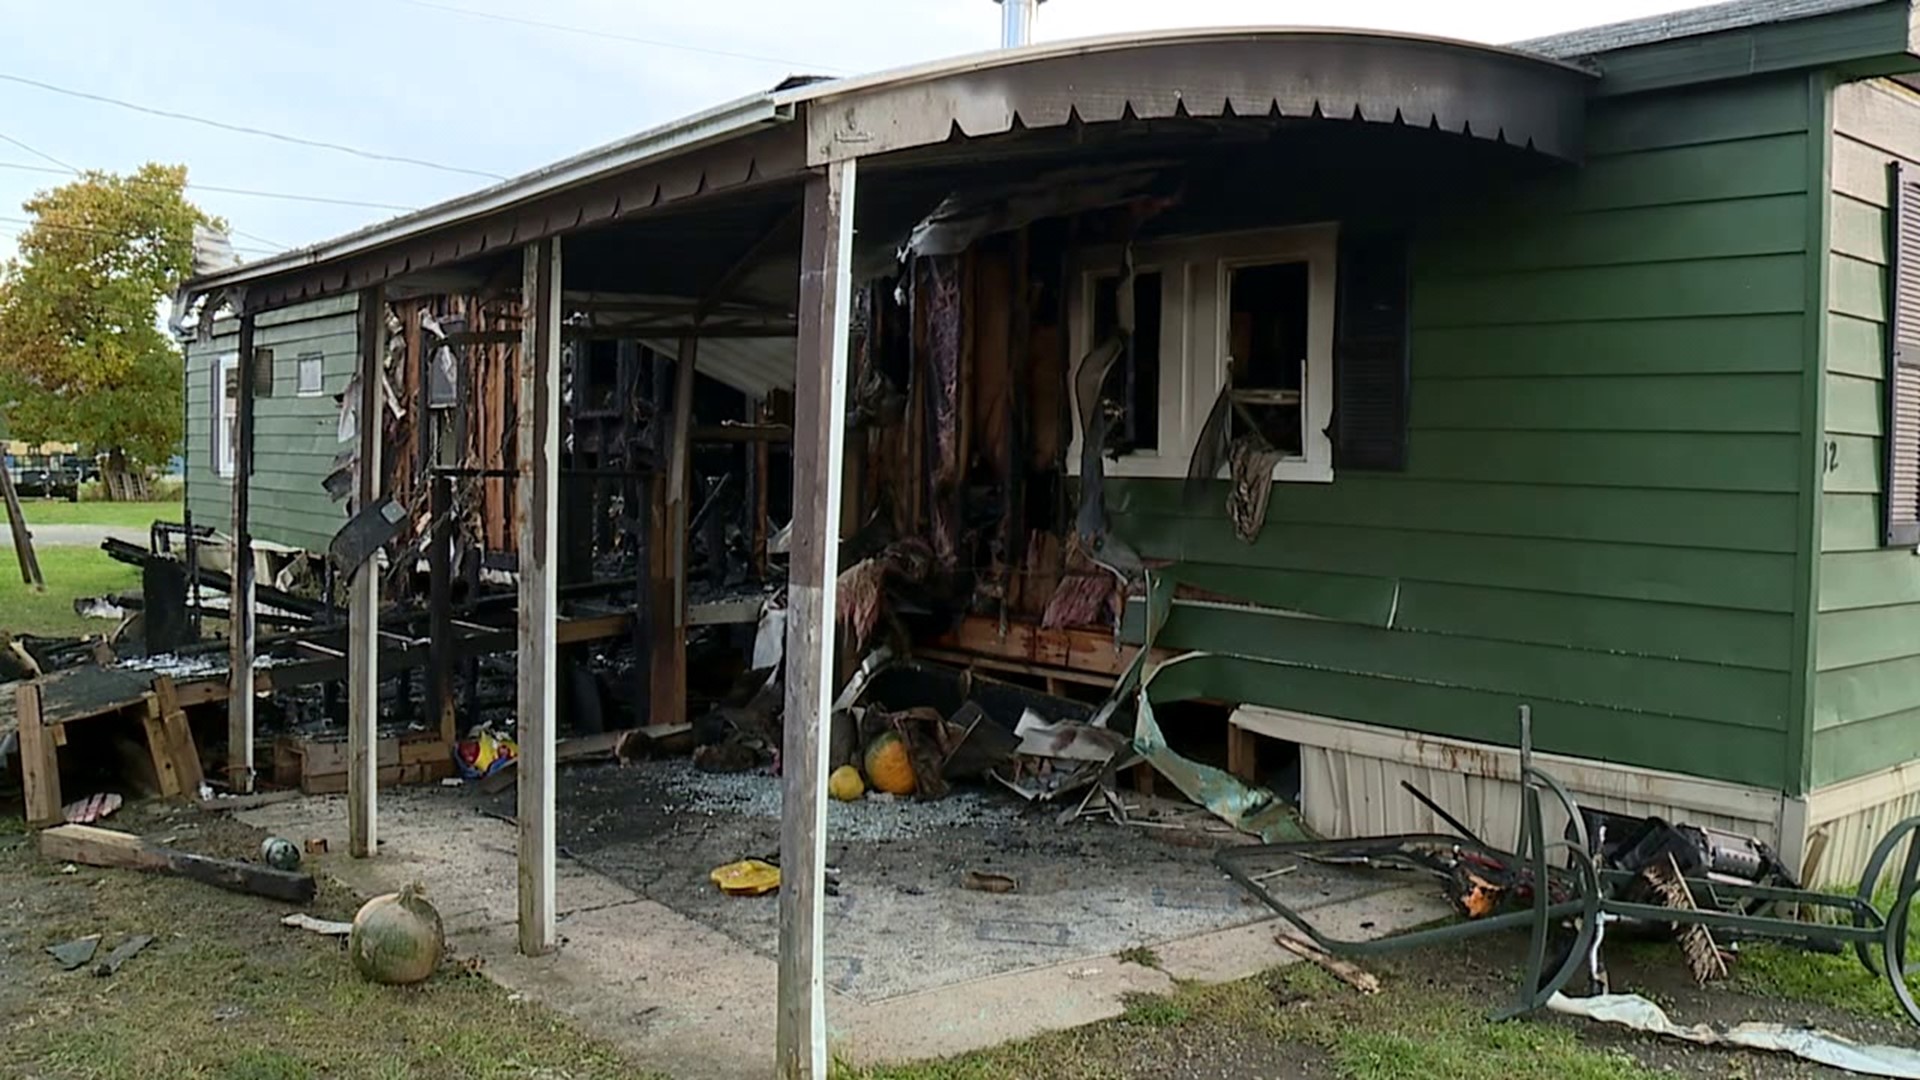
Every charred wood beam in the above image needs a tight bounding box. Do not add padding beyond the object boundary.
[429,475,455,745]
[692,423,792,444]
[100,544,326,622]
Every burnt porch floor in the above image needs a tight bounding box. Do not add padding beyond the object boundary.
[506,760,1382,1004]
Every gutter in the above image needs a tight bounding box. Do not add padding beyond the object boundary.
[182,93,794,302]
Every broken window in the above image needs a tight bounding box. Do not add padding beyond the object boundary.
[1069,224,1338,483]
[1225,260,1310,458]
[1089,270,1162,455]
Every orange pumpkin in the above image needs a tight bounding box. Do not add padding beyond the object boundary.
[863,732,917,796]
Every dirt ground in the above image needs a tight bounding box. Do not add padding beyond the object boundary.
[6,796,1920,1079]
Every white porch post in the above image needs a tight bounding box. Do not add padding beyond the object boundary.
[775,157,856,1080]
[227,310,258,793]
[517,236,562,956]
[348,286,385,857]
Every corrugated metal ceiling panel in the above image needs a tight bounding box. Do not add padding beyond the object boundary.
[640,337,795,398]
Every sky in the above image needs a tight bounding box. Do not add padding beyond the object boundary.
[0,0,1708,263]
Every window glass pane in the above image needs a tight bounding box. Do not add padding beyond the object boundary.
[1228,261,1310,457]
[1090,271,1162,454]
[252,348,274,398]
[297,354,324,395]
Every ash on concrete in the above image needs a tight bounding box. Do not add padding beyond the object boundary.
[480,759,1393,1004]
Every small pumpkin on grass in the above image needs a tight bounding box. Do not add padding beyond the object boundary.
[863,732,917,796]
[349,882,445,985]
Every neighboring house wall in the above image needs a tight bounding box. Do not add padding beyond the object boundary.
[1111,75,1817,791]
[184,295,358,553]
[1813,78,1920,789]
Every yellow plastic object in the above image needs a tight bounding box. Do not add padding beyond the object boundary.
[828,765,866,802]
[864,732,917,796]
[709,859,781,897]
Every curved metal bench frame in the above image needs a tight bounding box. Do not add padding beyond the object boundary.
[1216,709,1920,1025]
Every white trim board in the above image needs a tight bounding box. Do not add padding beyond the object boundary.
[1231,705,1784,826]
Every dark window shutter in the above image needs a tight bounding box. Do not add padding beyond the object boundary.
[1334,230,1411,472]
[1884,163,1920,548]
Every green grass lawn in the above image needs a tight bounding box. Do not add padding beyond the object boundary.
[18,497,183,528]
[0,544,140,637]
[0,810,653,1080]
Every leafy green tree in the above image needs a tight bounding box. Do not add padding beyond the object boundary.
[0,164,217,493]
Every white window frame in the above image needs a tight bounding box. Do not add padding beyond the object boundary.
[213,352,239,479]
[295,352,325,397]
[1067,223,1338,484]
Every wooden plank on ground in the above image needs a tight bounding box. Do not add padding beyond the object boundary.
[40,824,316,903]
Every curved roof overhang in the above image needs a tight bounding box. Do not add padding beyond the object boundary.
[784,28,1595,166]
[186,27,1593,313]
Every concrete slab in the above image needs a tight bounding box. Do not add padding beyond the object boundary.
[242,783,1453,1078]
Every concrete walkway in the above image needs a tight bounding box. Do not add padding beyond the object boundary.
[0,523,146,548]
[241,792,1449,1079]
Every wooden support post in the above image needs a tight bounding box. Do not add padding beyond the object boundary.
[153,675,204,794]
[17,682,59,827]
[0,460,43,591]
[428,474,456,746]
[141,695,183,798]
[776,157,855,1080]
[517,237,562,957]
[227,313,259,792]
[1227,722,1258,784]
[348,287,385,857]
[752,399,771,579]
[655,336,696,727]
[646,472,681,728]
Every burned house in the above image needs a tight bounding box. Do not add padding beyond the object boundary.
[158,1,1920,1070]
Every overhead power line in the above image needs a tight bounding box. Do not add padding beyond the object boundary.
[396,0,842,73]
[229,227,286,252]
[0,131,77,173]
[0,71,508,182]
[0,160,419,212]
[0,215,279,256]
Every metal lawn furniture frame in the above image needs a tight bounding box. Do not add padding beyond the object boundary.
[1216,707,1920,1026]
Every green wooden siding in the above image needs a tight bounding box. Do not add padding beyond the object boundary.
[1812,79,1920,787]
[183,296,358,554]
[1111,76,1817,789]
